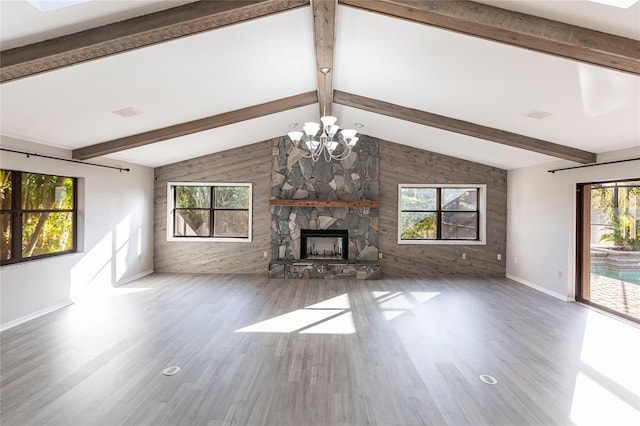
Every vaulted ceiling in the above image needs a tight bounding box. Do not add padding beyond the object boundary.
[1,0,639,169]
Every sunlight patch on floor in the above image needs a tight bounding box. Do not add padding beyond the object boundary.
[305,293,351,310]
[374,291,440,322]
[570,310,640,425]
[235,308,344,333]
[235,290,440,334]
[300,312,355,334]
[571,372,640,425]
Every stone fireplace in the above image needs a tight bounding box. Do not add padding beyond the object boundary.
[269,135,381,279]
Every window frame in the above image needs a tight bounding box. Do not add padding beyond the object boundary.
[1,169,78,266]
[397,184,486,245]
[166,182,252,243]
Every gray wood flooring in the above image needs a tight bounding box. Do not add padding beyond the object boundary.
[1,274,638,425]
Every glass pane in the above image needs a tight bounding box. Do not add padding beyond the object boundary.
[441,212,478,239]
[175,186,211,208]
[213,210,249,238]
[400,187,436,210]
[587,181,640,321]
[0,170,11,210]
[400,212,436,239]
[1,213,11,261]
[441,188,477,211]
[174,209,210,236]
[22,212,73,258]
[215,186,249,209]
[590,186,614,247]
[22,174,73,210]
[305,237,344,259]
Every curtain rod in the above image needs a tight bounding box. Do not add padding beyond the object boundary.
[548,157,639,174]
[1,148,130,172]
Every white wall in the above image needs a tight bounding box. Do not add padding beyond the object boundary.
[0,138,154,329]
[507,147,640,301]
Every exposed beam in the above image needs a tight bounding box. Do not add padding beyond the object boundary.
[72,91,318,160]
[312,0,337,116]
[334,90,597,164]
[339,0,640,75]
[1,0,310,83]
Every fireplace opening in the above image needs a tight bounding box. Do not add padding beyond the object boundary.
[300,229,348,260]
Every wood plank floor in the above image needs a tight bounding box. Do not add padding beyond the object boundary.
[1,274,639,425]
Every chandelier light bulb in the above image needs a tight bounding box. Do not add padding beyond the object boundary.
[340,129,357,139]
[320,116,337,127]
[326,141,339,153]
[303,122,320,137]
[288,131,303,143]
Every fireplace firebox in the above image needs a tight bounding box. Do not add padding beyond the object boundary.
[300,229,349,260]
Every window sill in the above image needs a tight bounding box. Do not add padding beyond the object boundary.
[166,237,252,243]
[398,239,486,245]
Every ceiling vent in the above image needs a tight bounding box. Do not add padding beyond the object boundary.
[522,109,553,119]
[111,107,144,118]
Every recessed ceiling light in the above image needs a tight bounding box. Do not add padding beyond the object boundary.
[27,0,92,12]
[111,107,143,118]
[587,0,638,9]
[522,110,553,120]
[354,123,364,128]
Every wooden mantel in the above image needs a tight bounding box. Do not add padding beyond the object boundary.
[270,199,380,208]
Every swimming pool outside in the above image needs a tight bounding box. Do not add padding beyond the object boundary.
[592,268,640,285]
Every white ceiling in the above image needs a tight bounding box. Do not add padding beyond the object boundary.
[1,0,639,169]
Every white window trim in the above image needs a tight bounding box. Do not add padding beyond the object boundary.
[166,182,252,243]
[397,183,486,245]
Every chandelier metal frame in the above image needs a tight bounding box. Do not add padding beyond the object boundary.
[287,116,359,162]
[287,67,359,162]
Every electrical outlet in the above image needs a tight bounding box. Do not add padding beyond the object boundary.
[263,251,268,258]
[378,252,383,259]
[497,253,502,261]
[514,257,518,264]
[461,253,467,260]
[558,270,563,278]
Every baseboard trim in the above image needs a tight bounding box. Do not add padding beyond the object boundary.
[1,300,73,332]
[114,269,153,288]
[506,274,573,302]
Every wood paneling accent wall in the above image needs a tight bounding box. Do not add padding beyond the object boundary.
[379,140,507,277]
[154,140,272,273]
[154,137,506,277]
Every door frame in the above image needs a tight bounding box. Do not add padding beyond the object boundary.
[575,178,640,324]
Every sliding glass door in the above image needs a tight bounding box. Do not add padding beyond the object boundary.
[577,179,640,322]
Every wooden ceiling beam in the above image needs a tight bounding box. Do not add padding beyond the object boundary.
[1,0,310,83]
[312,0,337,117]
[72,91,318,160]
[339,0,640,75]
[334,90,597,164]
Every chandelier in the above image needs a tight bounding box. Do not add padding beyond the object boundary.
[287,116,359,162]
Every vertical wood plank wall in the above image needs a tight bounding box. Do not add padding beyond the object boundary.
[379,140,507,277]
[154,140,272,273]
[153,138,507,276]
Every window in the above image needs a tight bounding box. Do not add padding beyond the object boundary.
[167,182,252,242]
[398,184,486,245]
[1,170,77,265]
